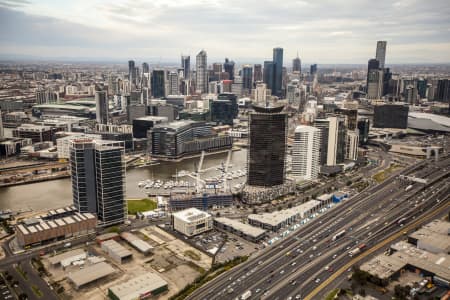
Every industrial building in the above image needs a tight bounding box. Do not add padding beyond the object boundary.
[247,105,287,187]
[214,217,267,242]
[407,220,450,254]
[248,200,323,231]
[95,232,120,245]
[108,273,168,300]
[15,211,97,247]
[120,232,153,255]
[172,208,213,237]
[48,248,86,267]
[67,261,116,289]
[361,240,450,288]
[101,239,133,264]
[168,193,233,211]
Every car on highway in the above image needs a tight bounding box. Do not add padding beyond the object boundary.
[280,270,285,274]
[315,277,321,283]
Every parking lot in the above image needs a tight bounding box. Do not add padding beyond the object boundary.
[0,283,13,300]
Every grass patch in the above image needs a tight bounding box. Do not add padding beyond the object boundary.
[32,285,43,298]
[184,250,201,261]
[127,198,157,214]
[15,265,27,280]
[372,164,402,183]
[325,289,340,300]
[170,256,248,300]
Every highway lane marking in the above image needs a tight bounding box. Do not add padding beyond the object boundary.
[304,201,450,300]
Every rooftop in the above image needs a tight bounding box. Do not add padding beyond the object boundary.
[67,262,115,288]
[108,273,168,300]
[172,208,211,223]
[102,239,133,258]
[214,217,266,238]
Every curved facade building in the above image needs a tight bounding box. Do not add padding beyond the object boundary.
[247,105,287,187]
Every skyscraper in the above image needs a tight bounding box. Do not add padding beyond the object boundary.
[310,64,317,75]
[247,105,287,187]
[181,55,190,79]
[142,62,150,74]
[242,65,253,92]
[292,125,321,180]
[314,116,346,166]
[196,50,208,94]
[263,61,274,91]
[367,69,384,99]
[95,90,109,124]
[375,41,387,69]
[151,70,166,98]
[273,47,284,97]
[70,139,126,226]
[168,71,179,95]
[224,58,235,81]
[128,60,136,85]
[253,64,262,83]
[292,53,301,73]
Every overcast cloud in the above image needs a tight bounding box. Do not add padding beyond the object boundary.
[0,0,449,63]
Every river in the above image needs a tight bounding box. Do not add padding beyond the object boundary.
[0,149,247,211]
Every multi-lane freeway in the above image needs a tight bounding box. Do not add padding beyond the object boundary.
[188,154,450,300]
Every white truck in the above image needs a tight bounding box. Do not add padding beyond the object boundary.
[240,290,252,300]
[405,184,413,192]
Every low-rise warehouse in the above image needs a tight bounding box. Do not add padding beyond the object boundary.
[16,212,97,247]
[68,262,115,289]
[214,217,267,242]
[361,240,450,287]
[408,219,450,254]
[101,239,133,264]
[108,273,168,300]
[120,232,153,255]
[48,248,86,267]
[248,200,323,231]
[96,232,120,245]
[172,208,213,237]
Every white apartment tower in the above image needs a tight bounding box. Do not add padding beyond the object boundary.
[196,50,208,94]
[292,125,321,180]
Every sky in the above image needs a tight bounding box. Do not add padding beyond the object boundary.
[0,0,449,64]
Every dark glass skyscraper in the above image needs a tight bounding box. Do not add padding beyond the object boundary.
[247,105,287,187]
[181,55,190,79]
[224,58,235,81]
[128,60,136,85]
[142,62,149,73]
[292,54,301,72]
[151,70,166,98]
[253,64,262,83]
[263,61,274,91]
[310,64,318,75]
[70,139,126,226]
[242,65,253,92]
[273,47,283,97]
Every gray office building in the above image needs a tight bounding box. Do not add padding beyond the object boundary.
[70,139,126,226]
[375,41,387,69]
[273,47,284,97]
[95,90,109,125]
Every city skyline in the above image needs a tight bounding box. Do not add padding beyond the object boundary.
[1,0,450,63]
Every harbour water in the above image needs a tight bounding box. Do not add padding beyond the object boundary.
[0,149,247,211]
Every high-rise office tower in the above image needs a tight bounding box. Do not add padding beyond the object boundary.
[346,130,359,161]
[95,90,109,124]
[181,55,190,79]
[247,105,287,187]
[253,64,262,83]
[273,47,283,97]
[367,69,384,99]
[224,58,235,81]
[168,71,179,95]
[142,62,149,74]
[310,64,318,75]
[293,53,301,73]
[70,139,126,226]
[254,83,267,105]
[263,61,274,91]
[314,116,346,166]
[242,65,253,92]
[151,70,166,98]
[196,50,208,94]
[375,41,387,69]
[292,125,321,180]
[128,60,136,85]
[213,63,222,75]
